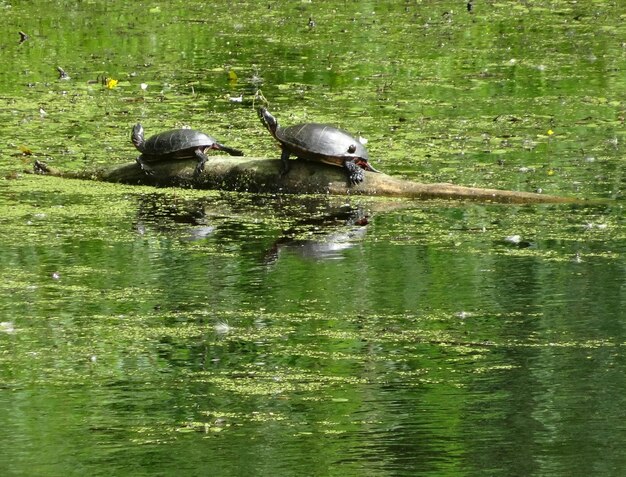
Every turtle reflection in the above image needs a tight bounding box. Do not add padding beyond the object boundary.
[264,208,370,263]
[133,194,371,262]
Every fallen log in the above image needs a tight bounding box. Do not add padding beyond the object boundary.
[33,157,577,204]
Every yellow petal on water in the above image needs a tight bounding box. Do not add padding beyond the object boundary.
[547,129,554,135]
[106,78,118,89]
[228,70,238,83]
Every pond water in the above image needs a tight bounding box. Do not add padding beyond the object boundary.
[1,1,625,476]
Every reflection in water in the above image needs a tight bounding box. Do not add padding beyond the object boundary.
[265,209,369,263]
[268,224,368,261]
[2,191,626,477]
[181,225,216,241]
[133,192,372,262]
[133,193,212,236]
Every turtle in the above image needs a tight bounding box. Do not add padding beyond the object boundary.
[131,124,243,177]
[258,107,379,185]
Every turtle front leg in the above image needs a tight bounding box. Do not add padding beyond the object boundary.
[136,155,154,175]
[344,159,365,185]
[193,148,211,177]
[280,148,291,176]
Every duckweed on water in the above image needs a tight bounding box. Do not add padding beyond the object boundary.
[191,369,368,397]
[4,306,618,385]
[1,1,626,474]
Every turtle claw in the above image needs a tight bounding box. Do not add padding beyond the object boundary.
[349,173,364,185]
[193,164,205,178]
[136,158,155,176]
[345,161,365,185]
[280,162,290,177]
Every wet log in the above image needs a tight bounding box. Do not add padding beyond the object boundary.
[33,157,577,204]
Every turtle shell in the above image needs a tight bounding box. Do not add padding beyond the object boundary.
[143,129,217,157]
[276,123,369,166]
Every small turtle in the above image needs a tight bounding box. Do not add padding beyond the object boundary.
[258,108,379,185]
[131,124,243,177]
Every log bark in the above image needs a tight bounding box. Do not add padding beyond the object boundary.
[33,157,577,204]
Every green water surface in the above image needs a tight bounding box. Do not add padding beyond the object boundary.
[1,1,625,476]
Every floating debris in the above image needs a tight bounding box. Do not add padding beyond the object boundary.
[505,235,522,244]
[0,322,16,334]
[18,31,29,43]
[583,222,608,231]
[214,321,231,335]
[33,160,50,174]
[18,145,32,155]
[56,66,70,80]
[248,70,264,87]
[503,235,533,248]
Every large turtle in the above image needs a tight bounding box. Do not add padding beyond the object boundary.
[258,108,379,184]
[131,124,243,177]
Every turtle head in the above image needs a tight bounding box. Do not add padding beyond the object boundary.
[131,123,145,151]
[356,159,380,174]
[258,107,279,136]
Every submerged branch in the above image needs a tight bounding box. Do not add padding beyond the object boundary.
[33,157,577,204]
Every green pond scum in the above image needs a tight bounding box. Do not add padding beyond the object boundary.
[1,1,626,476]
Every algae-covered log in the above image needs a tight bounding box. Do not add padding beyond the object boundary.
[33,156,576,204]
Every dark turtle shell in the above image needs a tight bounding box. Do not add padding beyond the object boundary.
[276,123,369,167]
[132,124,243,177]
[141,129,218,157]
